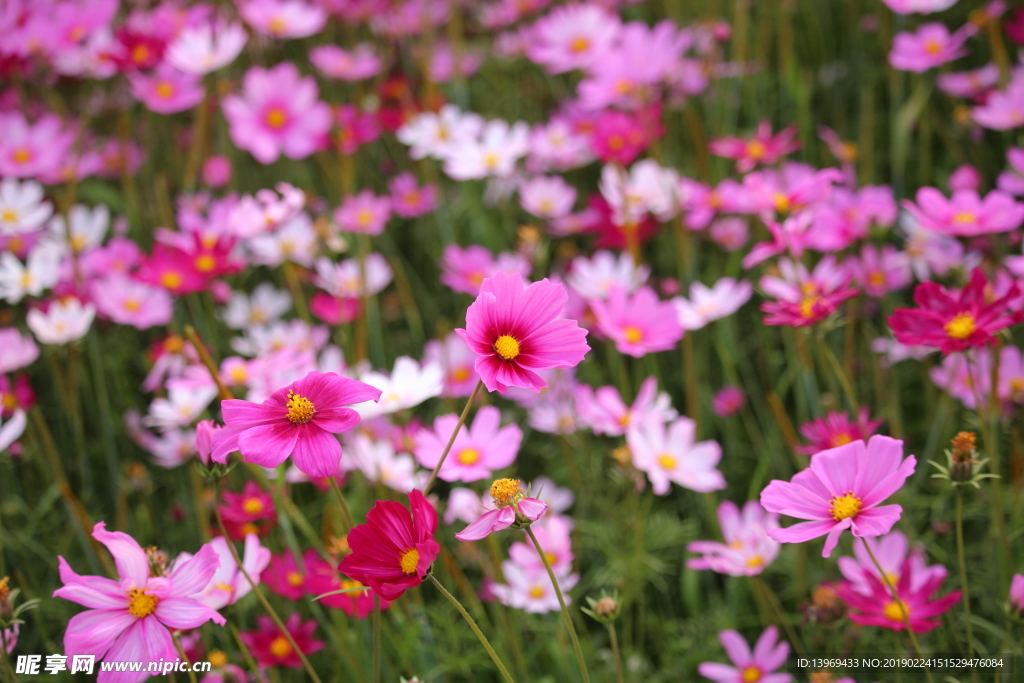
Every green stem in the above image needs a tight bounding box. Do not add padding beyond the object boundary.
[862,538,934,683]
[428,575,516,683]
[819,334,860,415]
[424,379,483,494]
[372,595,381,683]
[328,477,356,533]
[171,631,199,683]
[607,623,625,683]
[213,482,324,683]
[955,487,974,656]
[526,526,590,683]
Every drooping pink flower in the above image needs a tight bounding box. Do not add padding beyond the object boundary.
[627,416,726,495]
[888,23,975,72]
[848,244,912,298]
[211,371,382,478]
[937,63,1000,99]
[760,435,916,558]
[240,614,324,669]
[54,522,226,680]
[688,501,781,577]
[455,478,548,541]
[414,406,522,482]
[222,62,332,164]
[591,285,683,358]
[797,409,884,455]
[835,556,960,633]
[338,490,440,600]
[887,268,1023,354]
[333,190,391,235]
[902,187,1024,236]
[1010,574,1024,613]
[697,626,791,683]
[178,534,271,611]
[575,375,676,436]
[709,121,800,173]
[455,272,589,393]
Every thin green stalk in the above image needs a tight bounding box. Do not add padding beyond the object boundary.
[819,334,860,415]
[750,576,805,655]
[372,596,381,683]
[955,487,974,656]
[328,477,357,533]
[607,623,625,683]
[213,482,324,683]
[862,539,934,683]
[171,631,199,683]
[428,574,516,683]
[526,526,590,683]
[228,622,261,677]
[281,260,311,324]
[424,379,483,494]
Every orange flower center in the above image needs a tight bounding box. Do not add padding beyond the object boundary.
[741,666,762,683]
[265,107,288,130]
[489,478,524,507]
[657,454,677,470]
[127,588,158,618]
[746,140,767,160]
[953,211,976,224]
[12,148,31,164]
[457,448,480,465]
[529,585,546,598]
[623,326,643,344]
[287,571,304,587]
[493,335,520,361]
[195,254,216,272]
[829,491,862,521]
[269,636,292,660]
[243,497,264,515]
[155,81,175,99]
[161,271,183,290]
[286,391,316,424]
[883,599,910,622]
[569,36,590,53]
[944,312,976,339]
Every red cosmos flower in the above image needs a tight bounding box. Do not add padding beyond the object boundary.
[338,490,440,600]
[304,552,392,618]
[240,614,324,669]
[887,268,1023,354]
[218,481,277,540]
[135,244,207,294]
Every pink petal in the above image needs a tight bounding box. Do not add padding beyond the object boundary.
[517,497,548,522]
[697,663,742,682]
[54,557,126,609]
[311,407,362,433]
[718,629,752,667]
[91,522,149,587]
[63,609,136,661]
[167,543,221,598]
[455,508,514,541]
[236,421,298,468]
[821,517,853,557]
[290,425,342,478]
[768,519,835,544]
[850,505,903,538]
[220,399,280,426]
[155,597,226,629]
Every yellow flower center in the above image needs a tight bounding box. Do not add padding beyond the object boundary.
[657,454,677,470]
[867,270,886,287]
[70,234,87,252]
[356,209,373,225]
[1,394,16,410]
[830,433,853,448]
[829,491,862,521]
[800,296,821,319]
[924,39,942,55]
[614,78,633,95]
[340,579,366,593]
[774,193,791,214]
[623,326,643,344]
[267,16,288,35]
[399,548,420,575]
[483,152,499,170]
[131,44,150,64]
[195,254,216,272]
[127,588,158,618]
[243,497,264,515]
[287,571,304,587]
[161,271,183,290]
[265,106,288,129]
[269,636,292,660]
[0,209,17,223]
[240,523,259,535]
[545,552,557,566]
[746,554,764,568]
[154,81,175,99]
[12,148,31,164]
[124,297,141,312]
[741,666,763,683]
[493,335,521,361]
[569,36,590,53]
[746,140,767,159]
[208,650,228,669]
[884,572,899,586]
[944,312,976,340]
[490,478,523,507]
[457,448,480,465]
[229,366,248,384]
[953,211,975,224]
[452,366,470,382]
[286,390,316,424]
[883,599,910,622]
[528,585,546,599]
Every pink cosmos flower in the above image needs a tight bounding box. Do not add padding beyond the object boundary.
[261,552,306,601]
[240,614,324,669]
[525,3,619,74]
[166,20,247,75]
[697,626,791,683]
[973,77,1024,130]
[709,218,750,252]
[211,371,382,478]
[589,108,659,166]
[507,514,574,575]
[888,23,975,72]
[519,175,577,219]
[91,274,173,330]
[797,410,884,456]
[424,331,480,397]
[414,406,522,482]
[128,63,205,114]
[0,112,76,180]
[575,375,676,436]
[309,44,382,81]
[334,104,380,155]
[222,62,332,164]
[887,268,1023,354]
[338,490,440,600]
[760,435,916,558]
[807,186,899,251]
[687,501,781,577]
[333,190,391,235]
[388,173,438,218]
[997,148,1024,195]
[54,522,226,681]
[709,122,800,173]
[674,278,753,331]
[218,481,277,540]
[937,63,1000,98]
[303,553,391,618]
[835,556,960,633]
[238,0,326,39]
[760,257,859,328]
[455,478,548,541]
[837,531,946,599]
[591,285,683,358]
[492,560,578,614]
[848,244,912,298]
[440,245,532,296]
[712,386,746,417]
[178,534,271,610]
[627,416,726,495]
[1010,574,1024,613]
[202,155,232,188]
[902,187,1024,236]
[679,178,751,230]
[949,164,982,191]
[455,272,589,393]
[0,327,39,374]
[880,0,958,13]
[564,250,649,301]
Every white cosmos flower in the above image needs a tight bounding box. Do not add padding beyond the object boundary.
[0,409,27,452]
[352,356,443,419]
[166,21,247,75]
[0,178,53,235]
[27,298,95,345]
[222,283,292,329]
[0,242,64,303]
[48,203,109,253]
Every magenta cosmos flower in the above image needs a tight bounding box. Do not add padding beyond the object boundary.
[697,626,791,683]
[888,23,974,72]
[455,271,589,393]
[455,477,548,541]
[54,522,226,680]
[835,556,960,633]
[902,187,1024,236]
[338,490,440,600]
[591,285,683,358]
[887,268,1023,355]
[709,121,799,173]
[222,62,332,164]
[760,435,916,558]
[211,371,382,478]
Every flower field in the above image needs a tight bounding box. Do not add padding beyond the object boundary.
[2,0,1024,681]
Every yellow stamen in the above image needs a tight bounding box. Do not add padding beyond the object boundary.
[829,491,862,521]
[286,390,315,424]
[623,326,643,344]
[944,312,976,339]
[242,497,264,515]
[124,297,141,312]
[127,588,158,618]
[195,254,216,272]
[799,296,821,319]
[746,555,764,568]
[399,548,419,575]
[208,650,228,669]
[154,81,175,99]
[12,148,31,164]
[0,209,17,223]
[883,598,910,622]
[267,16,288,34]
[457,448,480,465]
[265,107,287,129]
[741,666,763,683]
[269,636,292,660]
[528,585,545,599]
[493,335,520,361]
[490,478,523,507]
[657,454,677,470]
[160,271,183,290]
[830,433,853,448]
[569,36,590,53]
[953,211,975,224]
[286,571,303,587]
[746,140,767,160]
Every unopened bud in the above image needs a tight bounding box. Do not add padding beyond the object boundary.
[595,597,618,618]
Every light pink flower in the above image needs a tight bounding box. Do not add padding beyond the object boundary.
[91,274,174,330]
[626,416,726,495]
[309,43,382,81]
[575,375,676,436]
[166,20,247,75]
[709,121,800,173]
[973,76,1024,130]
[177,534,271,610]
[698,626,791,683]
[0,327,39,374]
[222,62,332,164]
[688,501,780,577]
[902,187,1024,236]
[388,172,438,218]
[674,278,753,331]
[414,406,522,482]
[848,244,912,298]
[455,479,548,541]
[525,3,619,74]
[760,435,916,558]
[0,112,76,180]
[239,0,326,39]
[334,190,391,235]
[54,522,226,681]
[888,23,975,72]
[998,147,1024,195]
[591,285,683,357]
[128,64,205,114]
[508,514,574,574]
[443,119,530,180]
[440,244,532,296]
[491,560,578,614]
[519,175,577,219]
[880,0,958,13]
[565,250,649,301]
